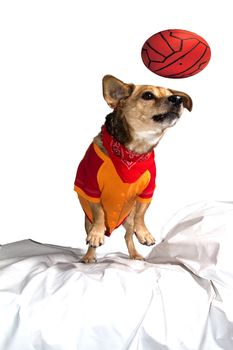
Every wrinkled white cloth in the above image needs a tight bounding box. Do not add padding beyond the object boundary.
[0,201,233,350]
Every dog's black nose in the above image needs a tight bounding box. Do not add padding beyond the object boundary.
[168,95,183,107]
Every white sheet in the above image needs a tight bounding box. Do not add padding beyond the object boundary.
[0,201,233,350]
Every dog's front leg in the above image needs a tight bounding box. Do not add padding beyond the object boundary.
[134,201,156,246]
[86,202,106,248]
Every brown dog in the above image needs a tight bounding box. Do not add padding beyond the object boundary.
[74,75,192,263]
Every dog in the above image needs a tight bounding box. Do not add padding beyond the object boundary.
[74,75,192,263]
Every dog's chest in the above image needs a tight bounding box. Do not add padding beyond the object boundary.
[98,157,151,202]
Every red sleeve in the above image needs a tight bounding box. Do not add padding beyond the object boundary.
[138,160,156,201]
[74,143,103,201]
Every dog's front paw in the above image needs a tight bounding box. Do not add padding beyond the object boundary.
[80,255,97,264]
[134,226,156,246]
[86,228,105,248]
[130,251,145,261]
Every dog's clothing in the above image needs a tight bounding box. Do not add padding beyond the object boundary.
[74,126,156,235]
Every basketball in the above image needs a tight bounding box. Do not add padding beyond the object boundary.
[141,29,211,78]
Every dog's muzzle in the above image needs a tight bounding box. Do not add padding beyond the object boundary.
[152,95,183,123]
[168,95,183,107]
[152,112,179,122]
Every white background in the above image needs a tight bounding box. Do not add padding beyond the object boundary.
[0,0,232,254]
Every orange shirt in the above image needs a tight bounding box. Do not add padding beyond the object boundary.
[74,128,156,235]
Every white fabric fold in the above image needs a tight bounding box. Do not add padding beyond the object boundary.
[1,201,233,349]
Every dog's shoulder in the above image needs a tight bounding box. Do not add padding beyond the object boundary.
[93,133,108,155]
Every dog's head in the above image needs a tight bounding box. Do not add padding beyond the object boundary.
[103,75,192,153]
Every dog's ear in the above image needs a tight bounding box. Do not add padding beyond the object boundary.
[169,89,193,112]
[103,75,135,108]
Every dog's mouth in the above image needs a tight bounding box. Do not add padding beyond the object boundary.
[152,112,179,123]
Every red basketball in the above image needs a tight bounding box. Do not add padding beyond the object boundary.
[141,29,211,78]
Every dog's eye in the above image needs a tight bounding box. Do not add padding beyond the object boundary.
[141,92,155,100]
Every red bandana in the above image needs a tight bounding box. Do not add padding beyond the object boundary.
[101,126,155,183]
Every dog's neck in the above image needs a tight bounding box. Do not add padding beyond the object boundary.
[104,111,163,154]
[126,129,164,154]
[94,127,163,155]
